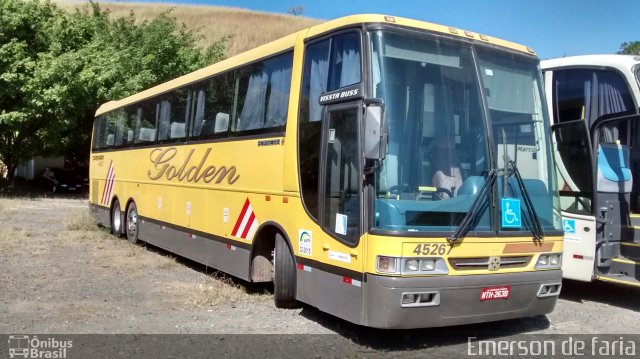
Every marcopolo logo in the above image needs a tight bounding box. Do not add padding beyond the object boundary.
[8,335,72,359]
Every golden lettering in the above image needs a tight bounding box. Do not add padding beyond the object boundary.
[147,147,240,185]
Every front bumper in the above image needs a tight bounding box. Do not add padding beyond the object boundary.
[363,270,561,329]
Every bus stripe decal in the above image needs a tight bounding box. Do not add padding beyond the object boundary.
[105,165,116,203]
[240,212,256,238]
[102,161,115,205]
[105,164,116,204]
[231,198,259,240]
[101,162,111,204]
[231,199,251,236]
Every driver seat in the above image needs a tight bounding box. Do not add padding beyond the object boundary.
[431,138,463,199]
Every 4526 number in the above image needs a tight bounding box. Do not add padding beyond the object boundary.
[412,243,452,256]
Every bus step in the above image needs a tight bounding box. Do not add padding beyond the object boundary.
[630,213,640,227]
[621,242,640,262]
[596,273,640,288]
[607,256,640,281]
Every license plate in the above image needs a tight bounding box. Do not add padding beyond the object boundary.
[69,187,76,191]
[480,286,511,301]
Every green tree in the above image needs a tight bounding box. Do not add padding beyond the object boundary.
[0,0,225,185]
[618,41,640,55]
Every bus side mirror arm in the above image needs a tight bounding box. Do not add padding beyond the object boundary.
[363,98,387,171]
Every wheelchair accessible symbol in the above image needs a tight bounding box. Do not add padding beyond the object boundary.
[563,219,576,234]
[501,198,521,229]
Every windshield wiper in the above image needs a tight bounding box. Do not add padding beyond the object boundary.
[448,169,497,242]
[507,160,544,241]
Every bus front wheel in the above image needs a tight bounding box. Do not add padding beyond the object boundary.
[126,202,139,244]
[111,199,123,237]
[274,233,297,308]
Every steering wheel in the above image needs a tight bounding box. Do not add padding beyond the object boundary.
[434,187,454,199]
[387,185,413,197]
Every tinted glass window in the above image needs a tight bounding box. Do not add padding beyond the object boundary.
[157,90,189,142]
[92,116,106,151]
[123,107,139,146]
[135,101,157,144]
[554,68,635,125]
[328,32,361,90]
[191,73,234,139]
[323,107,360,243]
[104,113,117,148]
[112,109,128,147]
[234,52,293,134]
[299,32,362,221]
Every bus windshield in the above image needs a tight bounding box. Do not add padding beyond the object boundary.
[370,30,561,234]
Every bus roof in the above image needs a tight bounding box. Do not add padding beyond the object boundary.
[96,14,535,116]
[541,54,640,71]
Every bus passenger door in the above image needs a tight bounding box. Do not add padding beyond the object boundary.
[552,121,597,281]
[315,102,364,324]
[321,104,362,245]
[560,212,597,281]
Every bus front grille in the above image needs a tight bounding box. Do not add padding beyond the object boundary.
[448,256,532,270]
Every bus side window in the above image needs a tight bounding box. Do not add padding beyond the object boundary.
[234,52,293,134]
[103,113,117,149]
[299,38,331,220]
[135,100,157,144]
[554,68,635,125]
[124,106,139,145]
[92,116,106,151]
[190,72,234,140]
[113,109,127,147]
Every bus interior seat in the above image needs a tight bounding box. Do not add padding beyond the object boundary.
[200,120,215,136]
[106,134,114,146]
[457,176,485,196]
[139,128,156,142]
[170,122,186,139]
[215,113,229,133]
[127,130,134,143]
[597,143,632,193]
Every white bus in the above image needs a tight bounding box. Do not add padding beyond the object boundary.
[542,55,640,286]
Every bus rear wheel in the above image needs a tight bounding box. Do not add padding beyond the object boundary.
[274,233,297,308]
[126,202,139,244]
[111,199,123,237]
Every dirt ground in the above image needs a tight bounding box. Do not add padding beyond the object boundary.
[1,197,639,350]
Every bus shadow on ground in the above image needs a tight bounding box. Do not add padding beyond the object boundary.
[298,306,550,351]
[139,241,549,349]
[139,241,274,294]
[559,279,640,311]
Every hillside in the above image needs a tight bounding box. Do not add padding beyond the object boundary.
[53,1,321,57]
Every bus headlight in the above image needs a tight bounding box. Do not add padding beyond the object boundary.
[420,259,436,271]
[405,259,419,272]
[376,256,399,273]
[536,253,561,269]
[400,258,448,275]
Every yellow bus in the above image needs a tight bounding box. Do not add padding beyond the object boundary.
[90,14,564,329]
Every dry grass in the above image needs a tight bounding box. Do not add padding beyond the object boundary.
[0,228,28,250]
[64,210,100,231]
[54,1,321,57]
[0,198,22,212]
[188,273,246,307]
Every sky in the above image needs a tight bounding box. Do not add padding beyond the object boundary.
[119,0,640,60]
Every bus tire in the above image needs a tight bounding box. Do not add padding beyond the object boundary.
[274,233,296,308]
[125,202,139,244]
[111,199,123,237]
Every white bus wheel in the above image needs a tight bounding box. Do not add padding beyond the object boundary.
[111,199,123,237]
[126,202,139,244]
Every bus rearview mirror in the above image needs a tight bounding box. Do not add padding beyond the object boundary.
[364,103,387,161]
